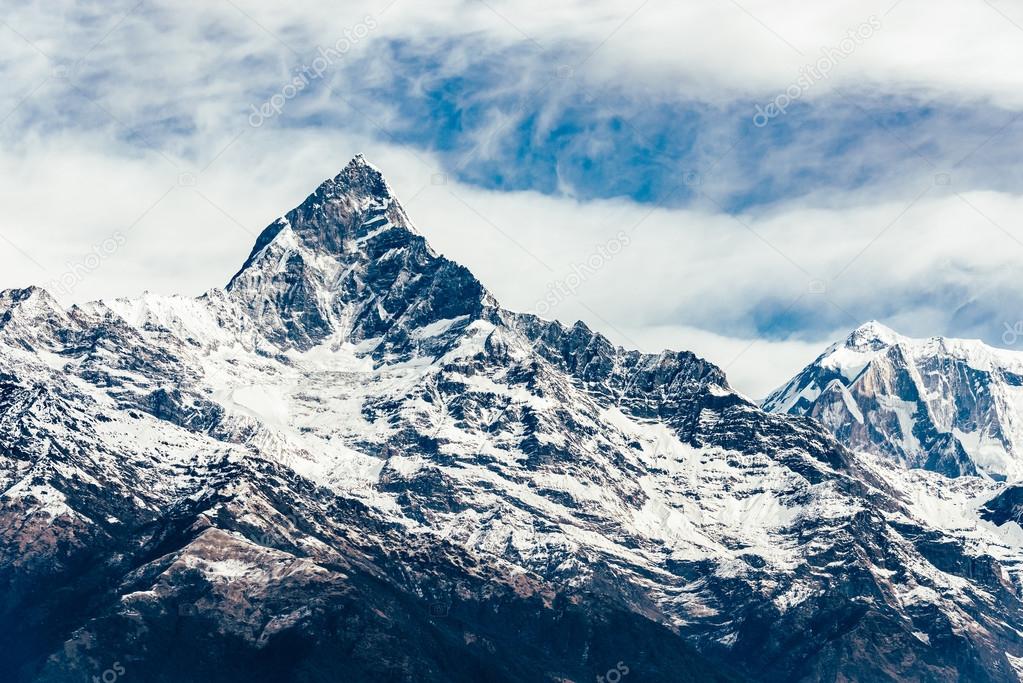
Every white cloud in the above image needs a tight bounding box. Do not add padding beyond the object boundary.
[162,0,1023,109]
[3,0,1023,396]
[150,0,1023,108]
[7,0,1023,135]
[2,122,1021,394]
[590,323,829,401]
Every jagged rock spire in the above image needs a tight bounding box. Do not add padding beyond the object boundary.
[224,156,488,352]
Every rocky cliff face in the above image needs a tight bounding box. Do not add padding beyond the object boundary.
[764,321,1023,480]
[3,158,1023,682]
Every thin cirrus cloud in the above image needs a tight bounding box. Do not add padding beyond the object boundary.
[1,0,1023,396]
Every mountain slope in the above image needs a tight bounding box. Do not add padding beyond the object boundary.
[764,321,1023,480]
[2,158,1023,682]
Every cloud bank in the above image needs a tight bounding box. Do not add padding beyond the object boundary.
[2,0,1023,396]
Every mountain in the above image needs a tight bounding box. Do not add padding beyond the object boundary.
[763,321,1023,479]
[3,157,1023,682]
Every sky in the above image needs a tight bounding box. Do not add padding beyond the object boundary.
[2,0,1023,397]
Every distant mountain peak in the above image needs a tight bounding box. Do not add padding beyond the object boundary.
[0,285,71,324]
[767,321,1023,479]
[0,285,77,351]
[845,319,903,350]
[1,285,56,306]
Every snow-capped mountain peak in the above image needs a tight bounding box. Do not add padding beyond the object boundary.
[766,322,1023,479]
[0,285,65,322]
[0,285,80,351]
[326,153,398,200]
[231,155,416,275]
[845,319,905,350]
[224,156,489,352]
